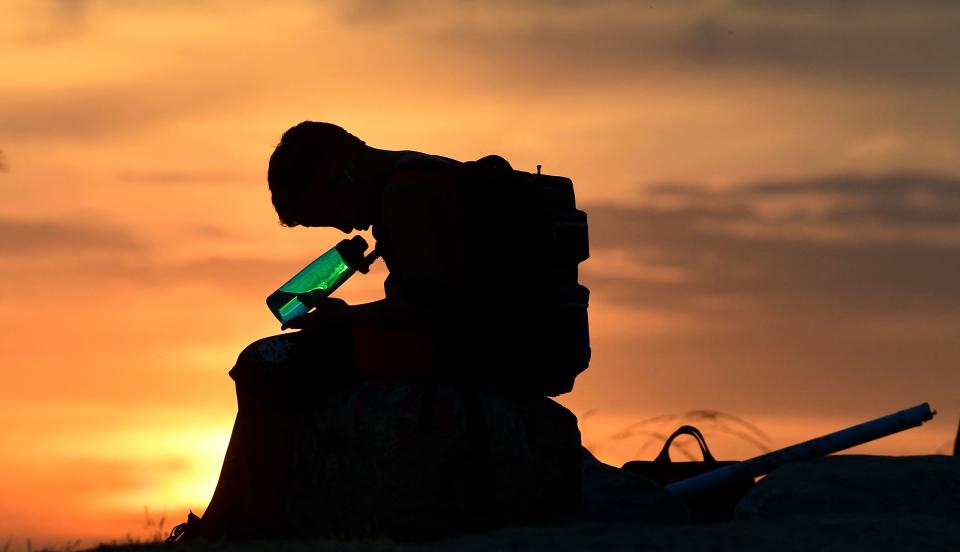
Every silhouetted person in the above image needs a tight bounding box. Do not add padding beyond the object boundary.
[167,122,493,541]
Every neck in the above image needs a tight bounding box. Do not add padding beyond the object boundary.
[352,148,408,229]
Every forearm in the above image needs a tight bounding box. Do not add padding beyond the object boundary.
[344,296,436,329]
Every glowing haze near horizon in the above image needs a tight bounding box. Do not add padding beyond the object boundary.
[2,0,959,548]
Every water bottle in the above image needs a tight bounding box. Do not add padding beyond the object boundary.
[266,235,375,323]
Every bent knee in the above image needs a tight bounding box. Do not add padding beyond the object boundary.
[230,334,294,384]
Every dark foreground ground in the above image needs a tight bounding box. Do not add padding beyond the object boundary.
[89,455,960,552]
[92,516,960,552]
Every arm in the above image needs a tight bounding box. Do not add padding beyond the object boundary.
[356,175,456,325]
[284,175,456,331]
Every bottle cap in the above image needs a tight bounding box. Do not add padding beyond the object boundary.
[335,235,369,271]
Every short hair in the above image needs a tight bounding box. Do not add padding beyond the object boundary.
[267,121,365,226]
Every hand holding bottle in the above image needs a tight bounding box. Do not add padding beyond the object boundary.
[280,294,349,330]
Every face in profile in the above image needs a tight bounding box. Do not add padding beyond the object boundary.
[289,169,363,233]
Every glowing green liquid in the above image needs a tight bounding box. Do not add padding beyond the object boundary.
[266,247,355,323]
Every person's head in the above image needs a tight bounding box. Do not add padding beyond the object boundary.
[267,121,366,231]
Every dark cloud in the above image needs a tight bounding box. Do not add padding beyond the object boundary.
[0,218,141,255]
[13,0,213,44]
[0,69,269,141]
[583,172,960,323]
[1,251,303,296]
[334,0,960,85]
[116,170,261,185]
[14,1,960,90]
[672,13,960,82]
[648,173,960,226]
[0,217,275,295]
[8,0,88,44]
[571,171,960,419]
[0,85,205,140]
[121,255,385,296]
[737,0,959,11]
[186,223,231,238]
[0,216,308,295]
[136,257,300,293]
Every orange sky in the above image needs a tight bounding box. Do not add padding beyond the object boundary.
[2,1,959,549]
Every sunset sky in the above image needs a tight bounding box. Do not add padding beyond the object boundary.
[2,1,959,548]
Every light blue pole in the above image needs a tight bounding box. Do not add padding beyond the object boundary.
[666,403,936,499]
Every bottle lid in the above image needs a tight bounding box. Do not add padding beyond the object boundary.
[335,235,369,270]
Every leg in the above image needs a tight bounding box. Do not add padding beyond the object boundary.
[198,415,244,532]
[200,327,356,537]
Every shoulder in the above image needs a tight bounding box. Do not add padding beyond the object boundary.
[381,172,446,204]
[381,159,463,215]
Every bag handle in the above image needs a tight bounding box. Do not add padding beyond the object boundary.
[654,425,718,464]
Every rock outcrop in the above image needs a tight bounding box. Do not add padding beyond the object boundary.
[281,382,584,540]
[735,455,960,520]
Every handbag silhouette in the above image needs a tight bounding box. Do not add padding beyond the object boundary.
[621,425,755,522]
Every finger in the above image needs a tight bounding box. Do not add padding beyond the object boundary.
[281,317,308,330]
[298,292,327,307]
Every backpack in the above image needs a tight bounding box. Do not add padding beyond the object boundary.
[455,155,591,397]
[378,154,591,397]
